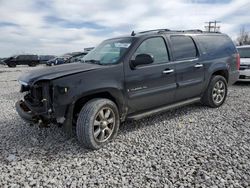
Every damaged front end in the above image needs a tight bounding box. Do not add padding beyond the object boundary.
[16,80,54,127]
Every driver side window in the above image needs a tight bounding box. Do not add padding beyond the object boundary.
[132,37,169,64]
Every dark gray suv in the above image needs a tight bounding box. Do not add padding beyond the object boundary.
[4,55,39,67]
[16,29,239,149]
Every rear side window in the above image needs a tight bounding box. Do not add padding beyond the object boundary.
[196,35,236,56]
[237,48,250,58]
[132,37,169,64]
[170,36,197,61]
[17,55,26,60]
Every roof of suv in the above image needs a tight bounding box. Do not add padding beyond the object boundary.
[131,29,222,37]
[109,29,225,41]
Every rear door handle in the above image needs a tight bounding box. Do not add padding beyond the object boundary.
[194,64,203,68]
[163,69,174,74]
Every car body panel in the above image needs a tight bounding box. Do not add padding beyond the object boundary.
[18,62,102,85]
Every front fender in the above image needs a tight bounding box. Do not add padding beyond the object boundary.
[51,64,125,119]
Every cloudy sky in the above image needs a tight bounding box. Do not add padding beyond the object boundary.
[0,0,249,57]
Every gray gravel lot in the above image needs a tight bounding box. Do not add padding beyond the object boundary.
[0,65,249,187]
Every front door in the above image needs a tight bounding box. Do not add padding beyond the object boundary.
[125,36,177,113]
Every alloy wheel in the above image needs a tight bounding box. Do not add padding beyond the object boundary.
[212,80,226,104]
[93,107,115,143]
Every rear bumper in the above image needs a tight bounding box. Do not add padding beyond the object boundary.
[228,70,239,85]
[15,100,39,124]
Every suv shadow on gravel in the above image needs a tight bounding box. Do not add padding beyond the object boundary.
[16,29,239,149]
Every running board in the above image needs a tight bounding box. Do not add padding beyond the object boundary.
[127,97,201,120]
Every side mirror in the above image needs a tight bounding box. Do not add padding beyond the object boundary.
[132,54,154,67]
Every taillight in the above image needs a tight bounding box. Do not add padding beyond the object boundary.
[236,53,240,70]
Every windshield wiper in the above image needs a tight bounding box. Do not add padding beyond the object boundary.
[84,59,102,65]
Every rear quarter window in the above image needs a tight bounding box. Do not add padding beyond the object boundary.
[196,35,236,56]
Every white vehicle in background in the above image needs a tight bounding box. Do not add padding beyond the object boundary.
[237,45,250,81]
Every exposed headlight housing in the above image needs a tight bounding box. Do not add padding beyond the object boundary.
[18,80,28,86]
[18,80,30,92]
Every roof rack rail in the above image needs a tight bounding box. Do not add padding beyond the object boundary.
[138,29,170,34]
[184,29,203,33]
[161,29,203,33]
[131,29,170,36]
[130,29,220,36]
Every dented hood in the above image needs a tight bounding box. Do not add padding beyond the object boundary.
[18,62,102,85]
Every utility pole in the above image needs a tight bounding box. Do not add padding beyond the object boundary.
[205,21,221,32]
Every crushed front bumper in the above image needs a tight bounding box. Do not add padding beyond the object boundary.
[15,100,39,124]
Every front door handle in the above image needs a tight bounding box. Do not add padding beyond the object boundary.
[163,69,174,74]
[194,64,203,68]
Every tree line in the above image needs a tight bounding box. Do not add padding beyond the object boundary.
[237,26,250,46]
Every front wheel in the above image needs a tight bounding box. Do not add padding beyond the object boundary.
[7,62,16,67]
[201,75,228,108]
[76,98,120,149]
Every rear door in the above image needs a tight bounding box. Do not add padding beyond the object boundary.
[169,35,205,101]
[125,36,177,113]
[17,55,26,65]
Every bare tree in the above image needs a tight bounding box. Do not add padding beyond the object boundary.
[237,26,250,46]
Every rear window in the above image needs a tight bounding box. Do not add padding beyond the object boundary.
[170,36,197,61]
[196,35,236,56]
[17,55,37,60]
[237,48,250,58]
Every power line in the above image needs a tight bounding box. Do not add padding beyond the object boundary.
[205,21,221,32]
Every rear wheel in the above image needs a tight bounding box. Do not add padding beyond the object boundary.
[76,98,120,149]
[28,62,37,67]
[201,75,227,108]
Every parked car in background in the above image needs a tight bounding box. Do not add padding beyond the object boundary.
[46,55,71,66]
[65,52,88,64]
[0,58,7,65]
[4,55,40,67]
[237,45,250,81]
[39,55,56,64]
[84,47,94,52]
[16,29,239,149]
[47,51,90,66]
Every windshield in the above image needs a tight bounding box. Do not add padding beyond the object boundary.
[238,48,250,58]
[82,38,133,65]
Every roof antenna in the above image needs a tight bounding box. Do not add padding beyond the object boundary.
[131,30,135,36]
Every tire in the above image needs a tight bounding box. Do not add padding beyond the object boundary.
[28,62,37,67]
[7,62,16,67]
[76,98,120,149]
[201,75,228,108]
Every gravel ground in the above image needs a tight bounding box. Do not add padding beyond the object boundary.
[0,65,249,187]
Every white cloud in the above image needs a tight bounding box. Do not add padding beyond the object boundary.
[0,0,249,57]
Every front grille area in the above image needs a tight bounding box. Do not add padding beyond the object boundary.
[24,85,44,106]
[239,75,250,79]
[240,65,250,70]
